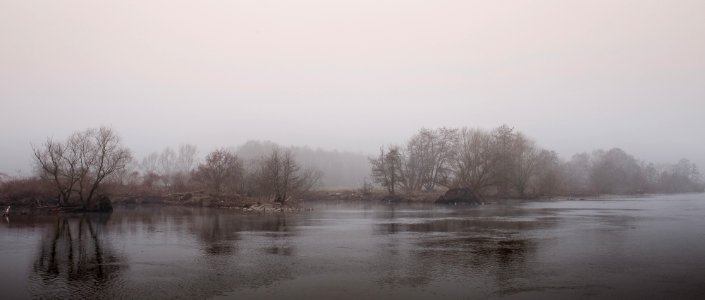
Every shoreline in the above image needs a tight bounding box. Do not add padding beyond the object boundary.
[3,190,702,216]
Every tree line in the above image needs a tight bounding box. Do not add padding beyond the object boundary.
[1,125,703,208]
[370,125,705,198]
[13,127,320,209]
[123,142,323,200]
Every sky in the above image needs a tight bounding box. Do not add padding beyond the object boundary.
[1,0,704,175]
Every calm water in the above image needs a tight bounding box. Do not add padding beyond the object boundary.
[2,194,705,299]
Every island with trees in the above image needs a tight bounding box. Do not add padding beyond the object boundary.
[369,125,704,203]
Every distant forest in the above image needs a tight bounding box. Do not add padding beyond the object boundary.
[135,140,370,191]
[0,125,703,208]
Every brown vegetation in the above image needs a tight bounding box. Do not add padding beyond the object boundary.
[371,125,705,199]
[103,146,320,208]
[31,127,131,210]
[2,125,703,212]
[0,177,54,206]
[252,148,321,204]
[195,148,243,195]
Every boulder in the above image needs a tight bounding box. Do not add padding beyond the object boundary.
[435,188,480,205]
[85,195,113,212]
[97,195,114,211]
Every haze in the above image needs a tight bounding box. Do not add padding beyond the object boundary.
[1,0,704,176]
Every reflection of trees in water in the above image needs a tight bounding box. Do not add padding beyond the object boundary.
[25,208,301,299]
[262,214,295,256]
[372,215,538,290]
[146,210,299,298]
[190,210,296,256]
[372,206,431,286]
[31,214,122,298]
[56,207,299,258]
[195,213,239,255]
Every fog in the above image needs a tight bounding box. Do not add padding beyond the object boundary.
[1,0,704,177]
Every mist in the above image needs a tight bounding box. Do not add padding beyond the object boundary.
[3,2,705,299]
[1,0,705,177]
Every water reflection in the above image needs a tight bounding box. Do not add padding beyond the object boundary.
[196,213,239,255]
[262,215,295,256]
[372,211,537,290]
[2,196,703,300]
[30,213,123,298]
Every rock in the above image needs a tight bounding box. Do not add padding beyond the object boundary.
[97,195,114,212]
[435,188,480,205]
[85,195,114,212]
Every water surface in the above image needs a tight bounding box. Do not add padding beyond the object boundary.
[2,194,705,299]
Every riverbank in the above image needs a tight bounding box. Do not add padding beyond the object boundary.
[0,189,447,215]
[110,189,446,211]
[2,188,684,216]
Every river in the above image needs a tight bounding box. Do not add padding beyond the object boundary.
[1,194,705,299]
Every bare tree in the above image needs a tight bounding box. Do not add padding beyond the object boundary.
[373,125,705,198]
[195,149,242,195]
[33,127,132,209]
[402,128,457,192]
[659,159,704,193]
[140,152,161,189]
[510,134,540,197]
[104,159,141,192]
[139,144,199,192]
[450,125,541,198]
[172,144,199,191]
[589,148,646,194]
[532,149,563,196]
[450,128,498,195]
[32,138,74,206]
[176,144,198,174]
[158,147,176,188]
[141,152,159,174]
[369,146,403,195]
[562,152,593,195]
[489,125,519,197]
[255,148,320,203]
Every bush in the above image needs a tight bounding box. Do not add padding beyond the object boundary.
[0,177,55,206]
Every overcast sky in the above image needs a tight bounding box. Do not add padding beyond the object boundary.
[1,0,704,175]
